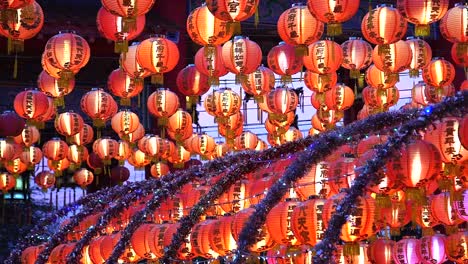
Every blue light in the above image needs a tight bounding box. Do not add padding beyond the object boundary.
[424,106,433,114]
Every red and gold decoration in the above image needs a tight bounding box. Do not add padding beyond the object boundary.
[107,68,144,106]
[397,0,449,36]
[205,0,259,34]
[176,64,210,108]
[340,37,373,79]
[222,36,262,81]
[267,42,303,83]
[307,0,360,36]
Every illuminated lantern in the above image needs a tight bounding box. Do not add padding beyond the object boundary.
[365,64,398,89]
[37,70,74,107]
[323,194,376,255]
[204,89,241,119]
[87,153,104,175]
[194,45,228,84]
[405,37,432,77]
[232,207,275,252]
[393,237,422,264]
[142,135,168,158]
[368,238,395,264]
[162,223,194,260]
[111,109,140,136]
[146,224,172,258]
[268,111,295,129]
[0,110,25,137]
[20,146,42,168]
[191,220,220,259]
[294,162,330,199]
[147,88,180,126]
[439,3,468,46]
[234,131,259,150]
[361,5,408,46]
[128,149,151,169]
[397,0,448,36]
[0,139,15,163]
[34,171,55,190]
[120,42,151,83]
[328,157,356,194]
[303,40,343,75]
[0,172,15,192]
[125,123,145,143]
[186,5,232,47]
[454,189,468,221]
[316,107,344,127]
[291,197,327,246]
[362,86,400,110]
[282,127,303,143]
[13,125,39,147]
[190,134,216,157]
[424,117,468,163]
[265,118,289,137]
[206,0,259,32]
[35,97,56,125]
[222,36,262,77]
[113,140,130,164]
[460,116,468,150]
[422,58,456,87]
[213,143,230,159]
[277,3,324,55]
[208,215,237,256]
[445,230,468,263]
[70,124,94,146]
[266,87,299,115]
[379,200,411,235]
[267,42,303,83]
[150,162,170,178]
[48,243,86,264]
[304,71,337,93]
[241,65,275,100]
[266,199,300,245]
[341,37,373,78]
[108,68,144,106]
[42,31,90,87]
[42,138,68,161]
[101,0,154,32]
[372,40,413,80]
[417,234,447,264]
[451,43,468,67]
[136,35,180,84]
[311,114,326,132]
[356,135,388,157]
[324,84,355,111]
[73,168,94,187]
[47,158,70,176]
[412,81,431,106]
[131,224,157,260]
[96,7,145,53]
[431,191,463,227]
[21,245,44,264]
[0,1,43,54]
[306,0,359,36]
[168,145,191,168]
[94,137,119,163]
[176,64,210,107]
[13,89,49,121]
[0,0,33,10]
[167,109,193,142]
[67,144,88,167]
[80,88,116,127]
[217,180,246,213]
[54,111,84,138]
[98,233,141,263]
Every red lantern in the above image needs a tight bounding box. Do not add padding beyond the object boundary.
[34,171,55,190]
[282,127,303,143]
[94,137,119,163]
[241,66,275,99]
[20,146,42,168]
[37,70,74,107]
[150,162,170,178]
[167,109,193,142]
[0,0,33,9]
[110,166,130,183]
[73,168,94,188]
[111,109,140,135]
[439,3,468,44]
[162,223,194,260]
[204,88,241,118]
[186,5,232,47]
[222,36,262,77]
[67,144,88,166]
[393,237,422,263]
[0,172,16,192]
[445,230,468,263]
[70,124,94,146]
[266,87,299,115]
[307,0,359,36]
[303,40,343,74]
[47,158,70,176]
[125,123,145,143]
[234,131,259,150]
[130,224,158,260]
[108,68,144,106]
[0,110,25,137]
[324,84,355,111]
[128,149,151,169]
[422,58,456,87]
[208,215,237,256]
[191,220,219,259]
[267,42,303,82]
[176,64,210,106]
[266,199,300,245]
[206,0,259,26]
[136,35,180,84]
[101,0,154,33]
[277,3,324,54]
[194,45,228,84]
[372,40,413,78]
[362,86,400,110]
[42,138,68,161]
[232,207,275,252]
[13,125,39,147]
[451,43,468,67]
[0,139,15,163]
[341,37,373,78]
[120,42,151,82]
[460,115,468,150]
[147,88,180,126]
[365,64,398,89]
[397,0,449,36]
[35,97,56,125]
[189,134,216,156]
[114,140,131,163]
[406,37,432,78]
[304,71,337,93]
[21,245,44,264]
[361,4,408,46]
[291,197,327,246]
[368,238,395,264]
[417,234,447,264]
[431,191,464,226]
[96,7,145,53]
[14,89,49,120]
[80,88,116,127]
[55,111,84,138]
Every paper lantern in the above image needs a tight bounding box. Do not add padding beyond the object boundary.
[111,109,140,136]
[47,158,70,176]
[73,168,94,187]
[451,42,468,67]
[70,124,94,146]
[147,88,180,125]
[96,7,145,53]
[204,88,241,118]
[393,237,422,264]
[397,0,449,36]
[80,88,116,127]
[186,5,232,47]
[136,35,180,84]
[361,5,408,46]
[162,223,194,260]
[307,0,359,36]
[176,64,210,106]
[265,118,289,137]
[54,111,84,138]
[21,245,44,264]
[42,138,68,161]
[281,127,303,143]
[368,238,395,264]
[217,180,246,214]
[167,109,193,142]
[67,144,88,167]
[379,200,411,234]
[406,37,432,77]
[232,207,275,252]
[14,89,49,121]
[189,134,216,156]
[267,42,303,82]
[35,97,56,125]
[101,0,154,33]
[291,197,327,246]
[316,107,344,127]
[128,149,151,169]
[125,123,145,143]
[37,70,74,107]
[150,162,170,178]
[208,215,237,256]
[167,145,191,167]
[48,243,83,264]
[191,220,219,259]
[303,40,343,74]
[206,0,259,26]
[439,3,468,45]
[120,42,151,81]
[328,157,356,194]
[417,234,447,264]
[34,171,55,190]
[277,3,324,55]
[304,71,337,93]
[324,84,355,111]
[94,137,119,163]
[0,172,15,192]
[213,143,231,159]
[422,58,456,87]
[0,139,15,162]
[341,37,373,78]
[143,135,171,158]
[241,65,275,99]
[445,230,468,263]
[234,131,258,150]
[43,31,90,86]
[431,191,463,226]
[412,81,431,106]
[19,146,42,168]
[13,125,39,147]
[145,224,171,258]
[0,0,33,9]
[131,224,157,260]
[365,64,398,89]
[372,40,413,78]
[194,45,228,83]
[110,166,130,183]
[266,87,299,115]
[268,111,295,129]
[362,86,400,110]
[222,36,262,76]
[107,68,144,106]
[266,199,300,245]
[98,232,141,263]
[0,110,25,137]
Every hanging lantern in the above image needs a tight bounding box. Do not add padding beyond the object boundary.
[70,124,94,146]
[42,138,68,161]
[234,131,258,150]
[393,237,422,264]
[304,71,337,93]
[439,3,468,56]
[361,4,408,47]
[431,191,463,227]
[150,161,170,178]
[412,81,431,106]
[303,40,343,75]
[113,140,130,164]
[136,35,180,84]
[422,57,456,87]
[445,230,468,263]
[120,42,152,84]
[295,162,330,199]
[67,144,88,167]
[34,171,55,190]
[21,245,44,264]
[96,7,145,53]
[111,109,140,136]
[317,107,344,128]
[291,196,327,246]
[368,238,395,264]
[194,45,228,85]
[0,0,33,10]
[162,223,194,260]
[80,88,116,127]
[208,215,237,256]
[417,234,447,264]
[37,71,74,107]
[42,31,90,87]
[191,220,220,259]
[128,149,151,169]
[142,135,169,159]
[362,86,400,111]
[340,37,373,79]
[307,0,360,36]
[94,137,119,164]
[241,65,275,100]
[277,3,324,55]
[268,111,295,129]
[107,68,144,106]
[147,88,180,127]
[282,127,303,143]
[0,172,15,193]
[125,123,145,143]
[266,87,299,115]
[372,40,413,82]
[324,84,355,111]
[206,0,259,34]
[204,88,241,120]
[189,134,216,157]
[176,64,210,108]
[13,89,49,122]
[379,199,411,235]
[267,42,303,83]
[0,1,43,55]
[222,36,262,81]
[217,180,246,213]
[35,97,56,126]
[451,43,468,67]
[96,232,141,263]
[265,118,289,137]
[0,110,25,137]
[397,0,449,36]
[73,168,93,188]
[101,0,154,32]
[110,166,130,183]
[130,224,158,260]
[328,157,356,194]
[424,117,468,164]
[13,125,39,147]
[0,139,15,162]
[213,143,231,159]
[405,37,432,78]
[365,64,398,89]
[266,199,300,245]
[232,207,275,252]
[20,146,42,168]
[55,111,84,140]
[167,109,193,143]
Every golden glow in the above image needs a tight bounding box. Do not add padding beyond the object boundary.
[410,153,422,186]
[205,6,215,38]
[423,0,433,24]
[116,16,122,33]
[434,60,443,84]
[64,39,71,65]
[278,50,289,73]
[379,7,388,39]
[15,9,21,31]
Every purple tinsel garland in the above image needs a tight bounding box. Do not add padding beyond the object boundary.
[234,92,467,263]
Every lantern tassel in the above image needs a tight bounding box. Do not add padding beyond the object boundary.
[349,69,360,79]
[93,119,105,128]
[422,228,435,236]
[8,38,23,55]
[358,73,365,88]
[120,97,131,106]
[157,117,168,127]
[343,242,360,257]
[280,75,292,85]
[390,227,401,237]
[227,21,241,35]
[294,45,308,57]
[13,52,18,79]
[151,73,164,85]
[254,8,259,27]
[415,24,431,37]
[53,97,65,108]
[326,23,342,36]
[405,187,426,206]
[174,162,184,169]
[208,76,220,87]
[58,70,75,89]
[115,39,129,54]
[409,69,420,78]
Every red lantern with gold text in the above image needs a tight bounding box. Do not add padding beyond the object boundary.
[451,42,468,67]
[282,127,303,143]
[422,57,456,87]
[368,238,395,264]
[125,123,145,143]
[47,158,69,176]
[162,223,194,260]
[234,131,258,151]
[206,0,259,34]
[150,162,170,178]
[96,7,145,53]
[37,70,74,107]
[208,215,237,256]
[0,172,15,193]
[372,40,413,81]
[101,0,154,32]
[362,86,400,111]
[108,68,144,106]
[167,109,193,143]
[176,64,210,108]
[34,171,55,190]
[120,42,151,83]
[70,124,94,146]
[136,35,179,84]
[291,196,327,246]
[94,137,119,164]
[379,199,411,235]
[67,144,88,168]
[222,36,262,79]
[54,111,84,139]
[168,145,190,168]
[114,140,130,164]
[365,64,398,90]
[20,146,42,169]
[13,125,39,147]
[73,168,93,188]
[111,109,140,136]
[130,224,157,260]
[266,87,299,115]
[80,88,116,127]
[128,149,151,169]
[266,199,300,245]
[439,3,468,53]
[147,88,180,126]
[307,0,359,36]
[191,220,219,259]
[445,230,468,263]
[190,134,216,157]
[13,89,49,122]
[277,3,324,55]
[341,37,373,79]
[303,40,343,75]
[42,138,68,161]
[397,0,449,36]
[406,37,432,78]
[204,88,241,119]
[361,5,408,46]
[0,139,15,163]
[194,45,228,85]
[304,71,337,93]
[241,65,275,100]
[232,207,275,252]
[431,192,464,228]
[325,84,355,111]
[267,42,303,83]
